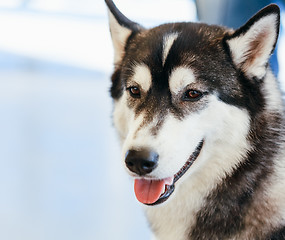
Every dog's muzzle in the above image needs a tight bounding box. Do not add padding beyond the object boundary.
[124,141,204,205]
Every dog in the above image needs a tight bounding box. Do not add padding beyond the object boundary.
[105,1,285,239]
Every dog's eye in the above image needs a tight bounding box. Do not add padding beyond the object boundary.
[128,87,141,98]
[183,89,203,101]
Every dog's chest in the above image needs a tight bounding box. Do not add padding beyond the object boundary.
[145,190,201,240]
[146,207,193,240]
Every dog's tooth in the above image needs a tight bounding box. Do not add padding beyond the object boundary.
[161,186,166,195]
[164,177,174,185]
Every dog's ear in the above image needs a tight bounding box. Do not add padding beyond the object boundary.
[105,0,143,65]
[225,4,280,79]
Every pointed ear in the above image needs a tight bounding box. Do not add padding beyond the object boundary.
[225,4,280,79]
[105,0,143,65]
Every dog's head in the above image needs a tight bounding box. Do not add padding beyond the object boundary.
[105,0,280,205]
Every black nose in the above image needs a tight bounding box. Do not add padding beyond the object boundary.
[125,149,159,176]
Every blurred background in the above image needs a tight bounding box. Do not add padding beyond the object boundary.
[0,1,284,240]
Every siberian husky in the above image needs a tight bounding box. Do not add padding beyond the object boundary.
[105,0,285,239]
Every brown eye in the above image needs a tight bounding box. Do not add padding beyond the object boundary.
[128,87,141,98]
[183,89,203,101]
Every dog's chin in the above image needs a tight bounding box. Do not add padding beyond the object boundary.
[134,140,204,206]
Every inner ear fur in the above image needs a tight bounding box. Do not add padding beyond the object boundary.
[224,4,280,79]
[105,0,143,65]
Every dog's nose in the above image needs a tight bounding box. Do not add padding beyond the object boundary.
[125,149,158,176]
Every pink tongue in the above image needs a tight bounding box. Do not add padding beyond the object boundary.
[134,178,172,204]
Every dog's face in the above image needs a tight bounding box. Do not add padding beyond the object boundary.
[106,0,280,205]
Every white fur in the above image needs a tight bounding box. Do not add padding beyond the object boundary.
[162,33,179,65]
[121,113,147,170]
[113,92,133,143]
[169,67,196,94]
[131,64,152,92]
[115,73,284,239]
[227,14,278,79]
[144,96,251,239]
[122,113,203,178]
[107,4,284,239]
[120,93,250,183]
[268,148,285,223]
[262,71,284,112]
[107,10,132,64]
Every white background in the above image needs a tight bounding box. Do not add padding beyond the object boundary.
[0,1,283,240]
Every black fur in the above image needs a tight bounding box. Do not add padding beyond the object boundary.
[114,20,269,123]
[105,0,141,32]
[269,227,285,240]
[110,68,123,99]
[189,111,285,239]
[107,1,285,239]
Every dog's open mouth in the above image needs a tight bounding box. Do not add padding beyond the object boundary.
[134,140,204,206]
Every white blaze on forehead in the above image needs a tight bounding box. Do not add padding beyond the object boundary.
[169,67,196,94]
[132,64,152,92]
[162,32,179,65]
